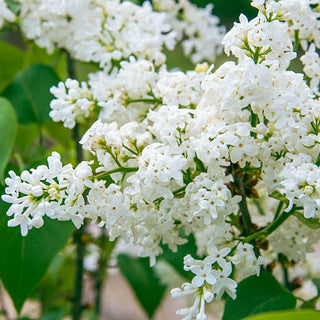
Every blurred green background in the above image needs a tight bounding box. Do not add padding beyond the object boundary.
[189,0,257,28]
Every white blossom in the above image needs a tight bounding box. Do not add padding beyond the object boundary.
[50,79,95,129]
[4,2,320,319]
[18,0,176,68]
[154,0,225,63]
[0,0,15,29]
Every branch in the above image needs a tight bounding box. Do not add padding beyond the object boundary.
[231,164,252,236]
[72,224,86,320]
[242,206,298,243]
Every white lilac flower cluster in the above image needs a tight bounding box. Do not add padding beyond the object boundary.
[16,0,224,69]
[49,79,95,129]
[0,0,15,29]
[153,0,226,63]
[251,0,320,49]
[268,216,320,262]
[18,0,175,68]
[50,57,205,128]
[171,244,263,320]
[2,152,94,236]
[251,0,320,96]
[3,1,320,320]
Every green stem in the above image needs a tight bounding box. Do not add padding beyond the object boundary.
[71,127,86,320]
[173,186,186,196]
[239,195,251,236]
[132,141,140,155]
[94,234,118,319]
[126,98,162,105]
[253,46,262,64]
[293,29,299,52]
[73,124,83,165]
[273,201,284,221]
[232,165,252,236]
[122,144,138,156]
[243,206,295,243]
[13,152,24,172]
[67,52,86,320]
[252,198,265,216]
[38,125,43,148]
[66,50,76,79]
[95,166,138,181]
[105,146,122,167]
[72,224,86,320]
[282,261,291,290]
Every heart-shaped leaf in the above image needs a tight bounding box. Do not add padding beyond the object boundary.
[118,254,166,318]
[0,42,24,92]
[242,309,320,320]
[222,270,296,320]
[0,98,17,181]
[3,64,60,124]
[161,233,198,281]
[0,192,75,313]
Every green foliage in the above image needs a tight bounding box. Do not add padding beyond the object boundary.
[32,253,76,317]
[0,192,75,313]
[301,278,320,309]
[269,191,289,205]
[189,0,257,27]
[164,45,194,72]
[242,309,320,320]
[2,64,60,124]
[15,123,39,151]
[0,41,24,92]
[39,309,67,320]
[292,211,320,229]
[161,233,198,281]
[44,121,73,149]
[13,121,74,169]
[222,270,296,320]
[117,254,166,318]
[0,97,17,181]
[0,1,319,319]
[4,0,21,14]
[312,278,320,294]
[22,43,68,80]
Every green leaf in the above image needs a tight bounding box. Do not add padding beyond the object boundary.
[242,309,320,320]
[14,123,39,155]
[269,191,289,205]
[312,278,320,295]
[300,297,319,309]
[22,43,68,80]
[5,0,21,14]
[117,254,166,318]
[222,270,296,320]
[292,212,320,229]
[299,278,320,308]
[164,45,193,72]
[161,233,198,281]
[39,309,66,320]
[0,192,75,313]
[0,42,24,92]
[32,254,75,310]
[189,0,257,28]
[194,155,206,173]
[44,121,72,148]
[0,98,17,181]
[2,64,60,124]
